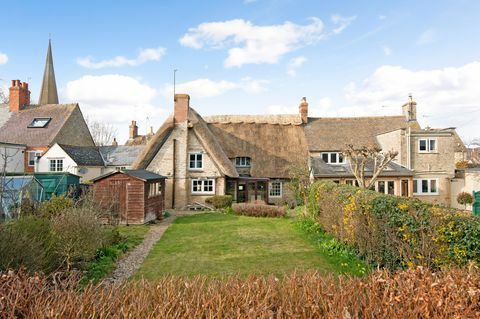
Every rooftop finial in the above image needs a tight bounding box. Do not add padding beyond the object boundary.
[38,39,59,105]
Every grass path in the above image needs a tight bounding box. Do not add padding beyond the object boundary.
[135,213,365,279]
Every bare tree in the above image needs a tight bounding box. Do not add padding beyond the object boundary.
[0,87,8,104]
[343,144,398,189]
[85,117,118,146]
[0,146,23,219]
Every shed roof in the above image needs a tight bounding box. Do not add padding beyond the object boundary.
[58,144,105,166]
[0,103,80,147]
[304,116,409,151]
[92,169,166,183]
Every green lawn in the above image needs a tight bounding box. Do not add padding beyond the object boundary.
[135,213,366,279]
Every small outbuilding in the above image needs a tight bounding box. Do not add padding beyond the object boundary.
[92,169,166,224]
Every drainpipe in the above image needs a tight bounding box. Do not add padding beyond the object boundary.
[172,139,176,208]
[407,127,411,170]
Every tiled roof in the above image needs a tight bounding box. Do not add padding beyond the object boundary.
[100,145,144,166]
[58,144,104,166]
[0,104,77,147]
[304,116,409,151]
[310,157,414,178]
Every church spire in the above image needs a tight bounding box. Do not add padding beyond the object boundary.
[38,39,59,105]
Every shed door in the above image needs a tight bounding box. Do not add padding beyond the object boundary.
[473,191,480,216]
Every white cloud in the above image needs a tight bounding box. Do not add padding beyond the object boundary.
[382,46,392,56]
[64,75,164,142]
[77,47,166,69]
[267,97,336,116]
[416,28,437,45]
[287,56,307,76]
[179,18,325,67]
[162,77,268,98]
[344,62,480,138]
[331,15,356,34]
[0,52,8,65]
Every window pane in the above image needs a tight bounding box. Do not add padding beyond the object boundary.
[413,180,418,193]
[378,181,385,193]
[419,139,427,151]
[331,153,337,163]
[57,160,63,171]
[430,180,437,193]
[345,180,353,185]
[387,181,395,195]
[246,157,251,166]
[429,140,436,151]
[322,153,329,163]
[338,153,344,163]
[50,160,55,171]
[422,180,429,193]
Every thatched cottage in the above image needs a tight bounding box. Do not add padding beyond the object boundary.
[133,93,465,209]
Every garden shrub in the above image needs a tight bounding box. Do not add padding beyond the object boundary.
[0,216,59,273]
[457,192,474,208]
[308,181,480,270]
[205,195,233,208]
[39,194,74,218]
[232,203,286,217]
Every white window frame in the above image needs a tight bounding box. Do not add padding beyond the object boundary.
[27,151,42,167]
[191,178,215,195]
[320,152,345,164]
[418,138,437,153]
[189,152,203,170]
[235,157,251,167]
[49,158,64,172]
[269,181,282,198]
[413,178,439,195]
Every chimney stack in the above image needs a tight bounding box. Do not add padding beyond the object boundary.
[174,94,190,123]
[9,79,31,112]
[112,138,118,146]
[299,97,308,124]
[402,94,417,122]
[129,120,138,140]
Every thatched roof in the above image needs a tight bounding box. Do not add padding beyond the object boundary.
[304,116,410,151]
[189,109,239,177]
[207,115,309,178]
[131,115,174,169]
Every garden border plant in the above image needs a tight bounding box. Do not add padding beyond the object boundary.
[305,181,480,270]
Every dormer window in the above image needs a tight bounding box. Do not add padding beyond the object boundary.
[28,117,51,128]
[235,157,251,167]
[321,152,344,164]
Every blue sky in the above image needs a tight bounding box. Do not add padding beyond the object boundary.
[1,0,479,143]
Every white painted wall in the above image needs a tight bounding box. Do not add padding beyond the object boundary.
[450,171,480,210]
[36,144,105,182]
[0,144,25,173]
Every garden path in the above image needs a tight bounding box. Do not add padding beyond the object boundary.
[104,210,201,285]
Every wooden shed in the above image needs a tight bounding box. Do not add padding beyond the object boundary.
[92,169,166,225]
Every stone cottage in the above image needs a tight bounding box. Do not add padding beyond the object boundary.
[133,93,465,209]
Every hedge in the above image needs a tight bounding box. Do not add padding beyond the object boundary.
[205,195,233,209]
[232,203,286,218]
[306,181,480,270]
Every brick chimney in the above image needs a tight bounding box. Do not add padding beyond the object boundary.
[174,94,190,123]
[299,97,308,124]
[9,80,30,112]
[129,120,138,140]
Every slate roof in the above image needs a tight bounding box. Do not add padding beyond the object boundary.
[310,156,414,178]
[0,104,79,147]
[92,169,166,182]
[100,145,144,166]
[304,116,410,151]
[58,144,104,166]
